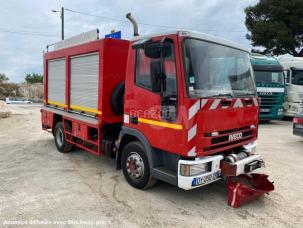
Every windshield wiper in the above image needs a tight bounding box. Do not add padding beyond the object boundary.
[210,93,234,98]
[234,93,256,97]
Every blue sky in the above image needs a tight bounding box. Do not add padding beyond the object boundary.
[0,0,258,82]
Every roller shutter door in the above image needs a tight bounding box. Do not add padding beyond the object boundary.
[48,58,66,107]
[70,53,99,115]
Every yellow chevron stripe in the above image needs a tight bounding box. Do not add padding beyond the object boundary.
[138,118,183,130]
[70,104,102,115]
[48,100,67,108]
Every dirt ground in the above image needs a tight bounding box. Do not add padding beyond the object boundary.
[0,105,302,227]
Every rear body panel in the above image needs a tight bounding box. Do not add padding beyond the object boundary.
[44,38,130,124]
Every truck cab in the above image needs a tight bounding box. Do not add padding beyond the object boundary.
[278,56,303,117]
[250,54,285,120]
[121,31,261,189]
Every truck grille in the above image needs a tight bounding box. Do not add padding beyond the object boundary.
[204,137,254,152]
[211,130,253,144]
[258,92,280,108]
[203,126,254,152]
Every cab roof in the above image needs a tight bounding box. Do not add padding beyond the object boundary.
[131,30,249,53]
[251,53,281,66]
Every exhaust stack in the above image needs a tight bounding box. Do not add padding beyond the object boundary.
[126,13,139,36]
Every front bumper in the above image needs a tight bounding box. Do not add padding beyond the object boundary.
[259,106,284,120]
[178,155,223,190]
[177,141,263,190]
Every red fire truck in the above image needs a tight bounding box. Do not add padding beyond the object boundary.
[41,14,265,191]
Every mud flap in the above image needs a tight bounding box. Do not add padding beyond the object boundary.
[226,174,274,208]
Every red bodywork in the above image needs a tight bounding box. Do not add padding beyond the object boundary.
[43,38,129,124]
[42,33,259,159]
[42,38,129,156]
[124,34,258,158]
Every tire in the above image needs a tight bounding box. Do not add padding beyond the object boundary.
[54,122,73,153]
[110,82,125,115]
[121,141,157,189]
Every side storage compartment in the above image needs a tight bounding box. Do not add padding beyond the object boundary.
[47,58,66,108]
[71,122,89,141]
[70,53,100,116]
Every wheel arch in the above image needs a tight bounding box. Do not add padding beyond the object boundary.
[116,127,153,170]
[52,114,62,134]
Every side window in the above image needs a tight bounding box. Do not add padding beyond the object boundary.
[135,41,177,95]
[135,49,152,90]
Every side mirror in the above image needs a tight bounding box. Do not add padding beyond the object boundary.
[144,42,172,59]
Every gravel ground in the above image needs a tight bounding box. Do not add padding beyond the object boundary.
[0,105,302,227]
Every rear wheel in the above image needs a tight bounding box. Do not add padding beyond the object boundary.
[54,122,73,153]
[121,141,157,189]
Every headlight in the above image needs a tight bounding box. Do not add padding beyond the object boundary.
[180,163,211,176]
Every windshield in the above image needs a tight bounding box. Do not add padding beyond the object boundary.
[183,39,256,98]
[292,70,303,86]
[254,71,284,84]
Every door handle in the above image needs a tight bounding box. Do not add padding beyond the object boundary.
[130,116,138,125]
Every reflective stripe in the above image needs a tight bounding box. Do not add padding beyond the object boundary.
[233,98,243,108]
[188,100,201,120]
[209,99,221,110]
[187,146,196,157]
[47,100,67,108]
[201,99,208,109]
[231,183,241,207]
[138,118,183,130]
[70,105,101,115]
[188,124,197,141]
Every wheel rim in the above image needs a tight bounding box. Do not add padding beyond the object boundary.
[55,128,64,147]
[126,152,145,180]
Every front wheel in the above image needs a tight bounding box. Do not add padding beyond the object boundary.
[54,122,73,153]
[121,141,157,189]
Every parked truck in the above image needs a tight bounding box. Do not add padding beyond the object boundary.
[41,14,266,192]
[250,54,285,120]
[278,56,303,117]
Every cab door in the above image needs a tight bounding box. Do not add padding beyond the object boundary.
[124,38,183,154]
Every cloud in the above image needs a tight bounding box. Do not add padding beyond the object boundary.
[0,0,258,82]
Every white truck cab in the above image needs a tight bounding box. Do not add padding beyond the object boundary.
[278,56,303,117]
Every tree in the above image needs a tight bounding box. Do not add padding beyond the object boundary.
[0,73,9,83]
[25,73,43,84]
[245,0,303,56]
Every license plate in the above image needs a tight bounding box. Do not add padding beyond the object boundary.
[295,124,303,129]
[260,108,270,113]
[191,171,220,187]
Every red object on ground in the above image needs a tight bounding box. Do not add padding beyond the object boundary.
[227,174,274,208]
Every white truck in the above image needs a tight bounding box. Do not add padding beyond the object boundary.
[278,56,303,117]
